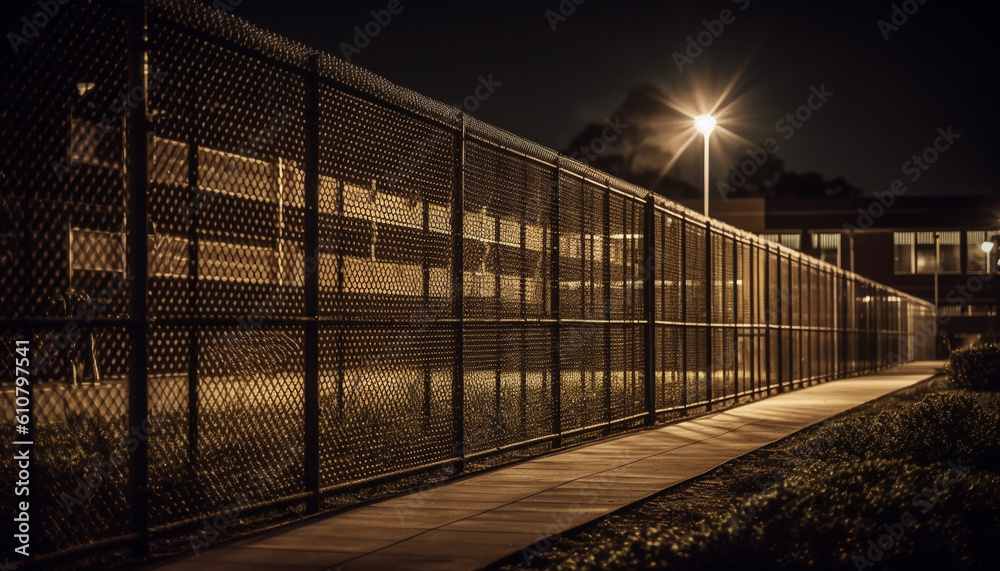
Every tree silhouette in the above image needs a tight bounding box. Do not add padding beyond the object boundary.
[561,84,700,200]
[563,85,866,200]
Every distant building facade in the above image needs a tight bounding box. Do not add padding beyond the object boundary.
[684,196,999,343]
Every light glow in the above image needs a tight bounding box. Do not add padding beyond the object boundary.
[694,114,717,135]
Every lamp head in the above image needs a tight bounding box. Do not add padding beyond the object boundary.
[982,241,995,254]
[694,114,717,135]
[76,82,96,97]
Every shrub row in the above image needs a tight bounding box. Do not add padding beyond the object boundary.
[548,385,1000,570]
[948,344,1000,391]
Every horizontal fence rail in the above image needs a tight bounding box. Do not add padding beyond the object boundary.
[0,0,936,564]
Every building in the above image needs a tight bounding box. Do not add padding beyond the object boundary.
[685,196,1000,345]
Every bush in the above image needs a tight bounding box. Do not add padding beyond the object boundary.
[808,391,1000,466]
[543,386,1000,571]
[978,330,1000,346]
[948,344,1000,391]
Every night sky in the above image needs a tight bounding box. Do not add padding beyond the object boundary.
[227,0,996,198]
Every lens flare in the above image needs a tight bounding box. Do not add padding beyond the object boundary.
[694,114,717,135]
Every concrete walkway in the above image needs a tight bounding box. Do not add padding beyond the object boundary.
[151,361,943,571]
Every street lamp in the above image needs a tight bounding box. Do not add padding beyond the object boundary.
[983,237,1000,325]
[694,114,716,217]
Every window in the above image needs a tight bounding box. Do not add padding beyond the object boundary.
[894,231,960,274]
[967,230,999,274]
[150,234,190,278]
[199,240,277,283]
[929,232,959,274]
[759,233,801,250]
[940,304,996,317]
[810,233,840,266]
[69,118,121,170]
[198,147,275,201]
[71,228,124,272]
[893,232,913,274]
[151,137,188,186]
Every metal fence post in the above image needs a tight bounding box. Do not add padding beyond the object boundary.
[520,182,528,432]
[642,195,656,426]
[422,188,432,425]
[806,263,813,382]
[187,139,199,469]
[732,236,739,400]
[602,183,611,427]
[748,243,756,395]
[680,218,688,411]
[303,53,320,514]
[452,113,466,473]
[777,251,785,391]
[801,261,807,383]
[834,272,840,378]
[550,164,561,446]
[705,221,713,409]
[841,273,849,378]
[337,181,346,413]
[763,244,771,392]
[125,0,151,558]
[720,234,726,400]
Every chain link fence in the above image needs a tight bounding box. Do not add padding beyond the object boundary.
[0,0,936,565]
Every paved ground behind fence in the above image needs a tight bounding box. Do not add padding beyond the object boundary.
[149,361,944,571]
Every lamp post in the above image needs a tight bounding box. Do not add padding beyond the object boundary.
[984,237,1000,328]
[694,114,716,218]
[933,232,939,358]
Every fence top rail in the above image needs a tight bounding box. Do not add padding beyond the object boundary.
[141,0,931,312]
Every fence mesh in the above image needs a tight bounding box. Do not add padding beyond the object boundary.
[0,0,937,564]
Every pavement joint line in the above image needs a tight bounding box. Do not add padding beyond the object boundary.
[350,370,934,566]
[323,413,780,567]
[322,417,769,567]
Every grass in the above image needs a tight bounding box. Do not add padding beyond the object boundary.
[0,365,647,566]
[496,374,1000,570]
[3,360,957,567]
